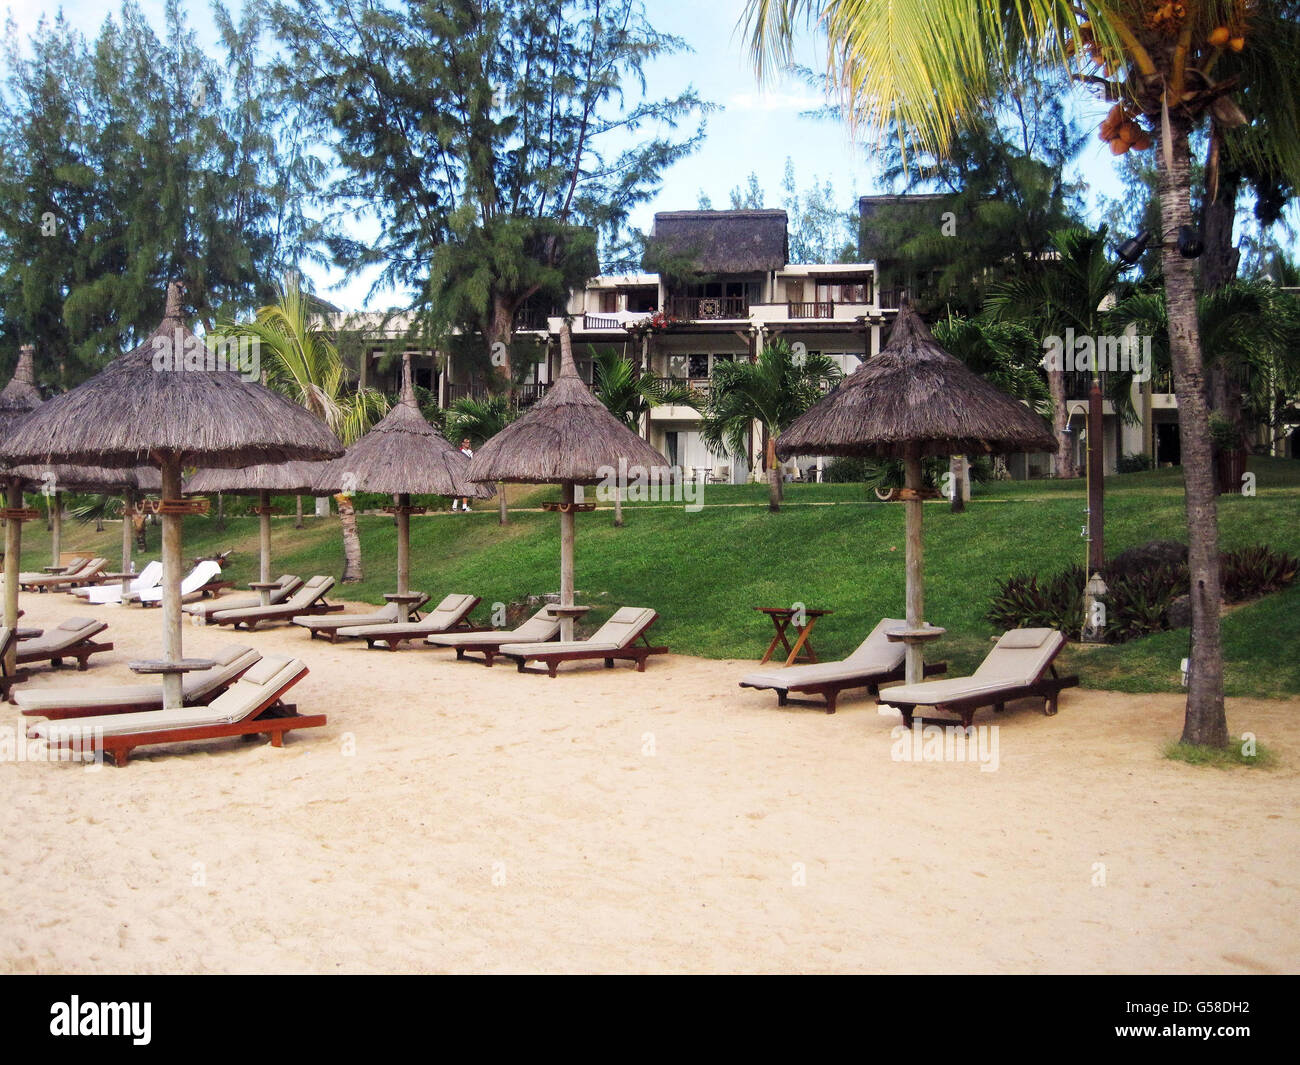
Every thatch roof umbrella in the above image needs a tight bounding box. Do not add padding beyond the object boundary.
[776,301,1057,684]
[9,463,160,577]
[467,321,667,639]
[186,461,332,601]
[314,354,492,621]
[0,345,43,665]
[2,282,343,708]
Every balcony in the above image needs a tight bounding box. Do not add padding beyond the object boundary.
[665,296,749,321]
[652,377,711,402]
[787,300,836,319]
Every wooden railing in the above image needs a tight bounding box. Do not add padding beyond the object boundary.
[512,306,552,331]
[787,300,835,319]
[583,314,623,330]
[652,377,710,402]
[665,296,749,321]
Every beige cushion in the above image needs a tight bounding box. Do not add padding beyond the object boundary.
[883,629,1065,705]
[997,628,1053,649]
[590,607,656,647]
[427,607,558,648]
[294,603,398,629]
[500,640,621,656]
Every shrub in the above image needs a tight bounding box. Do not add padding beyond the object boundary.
[986,564,1086,632]
[1117,452,1153,474]
[1221,545,1299,602]
[1101,561,1189,642]
[823,457,874,483]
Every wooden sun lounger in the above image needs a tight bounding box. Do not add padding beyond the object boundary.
[184,575,303,623]
[0,627,33,704]
[30,655,323,767]
[501,607,667,677]
[425,605,561,666]
[878,628,1079,729]
[336,593,484,650]
[16,645,261,720]
[211,576,341,630]
[294,592,432,642]
[16,617,114,671]
[739,618,948,713]
[20,558,109,592]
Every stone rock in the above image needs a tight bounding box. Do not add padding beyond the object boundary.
[1106,539,1189,579]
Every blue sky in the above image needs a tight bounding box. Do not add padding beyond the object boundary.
[8,0,1142,310]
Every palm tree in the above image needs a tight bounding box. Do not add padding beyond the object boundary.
[744,0,1300,747]
[1112,278,1300,455]
[700,339,842,512]
[985,226,1137,478]
[932,313,1052,506]
[446,395,516,524]
[216,276,388,582]
[591,346,698,526]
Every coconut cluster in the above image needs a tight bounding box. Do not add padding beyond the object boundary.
[1099,104,1152,156]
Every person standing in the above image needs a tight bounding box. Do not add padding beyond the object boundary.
[453,438,474,512]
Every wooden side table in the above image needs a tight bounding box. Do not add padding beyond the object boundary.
[249,581,281,607]
[754,606,833,666]
[549,604,591,642]
[384,591,427,624]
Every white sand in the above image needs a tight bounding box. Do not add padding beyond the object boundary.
[2,589,1297,974]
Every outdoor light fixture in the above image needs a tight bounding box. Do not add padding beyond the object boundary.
[1117,225,1205,267]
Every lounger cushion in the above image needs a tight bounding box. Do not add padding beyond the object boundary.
[19,617,106,654]
[185,575,301,617]
[499,639,622,656]
[591,607,656,646]
[740,618,906,690]
[335,593,475,638]
[31,656,305,741]
[882,630,1066,706]
[997,627,1053,649]
[293,602,399,629]
[426,607,558,647]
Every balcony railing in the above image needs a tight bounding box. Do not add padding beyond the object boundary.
[583,313,623,330]
[787,300,836,319]
[444,382,550,407]
[665,296,749,321]
[512,306,552,331]
[652,377,710,403]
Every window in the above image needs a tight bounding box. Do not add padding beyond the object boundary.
[599,291,618,313]
[711,354,734,374]
[688,354,709,378]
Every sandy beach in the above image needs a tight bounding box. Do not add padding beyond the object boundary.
[2,588,1296,974]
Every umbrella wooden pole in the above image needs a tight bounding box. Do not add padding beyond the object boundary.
[50,491,62,569]
[560,482,576,641]
[121,488,135,575]
[396,492,411,622]
[161,455,185,710]
[904,450,925,685]
[3,481,21,674]
[259,489,272,589]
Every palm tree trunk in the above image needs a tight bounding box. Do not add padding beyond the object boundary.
[498,482,508,525]
[614,492,624,527]
[1159,115,1228,749]
[1049,368,1073,478]
[295,494,304,529]
[949,455,966,513]
[338,495,363,583]
[766,432,780,512]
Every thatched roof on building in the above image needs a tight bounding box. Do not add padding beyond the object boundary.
[467,323,667,486]
[186,461,331,497]
[777,301,1057,461]
[314,360,492,498]
[0,345,42,442]
[1,283,344,469]
[643,209,788,275]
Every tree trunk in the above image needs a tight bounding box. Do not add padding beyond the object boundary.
[295,494,304,529]
[949,455,966,513]
[614,491,624,527]
[1159,115,1228,749]
[338,496,363,583]
[488,296,515,399]
[766,433,781,512]
[498,482,508,525]
[1049,367,1073,477]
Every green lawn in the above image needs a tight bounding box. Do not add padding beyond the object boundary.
[18,458,1300,697]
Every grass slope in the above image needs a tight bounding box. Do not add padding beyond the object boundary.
[21,459,1300,697]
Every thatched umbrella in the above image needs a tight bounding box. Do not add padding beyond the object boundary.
[0,344,43,667]
[186,461,331,600]
[9,463,160,575]
[467,321,667,638]
[2,282,343,708]
[314,354,492,621]
[777,301,1057,684]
